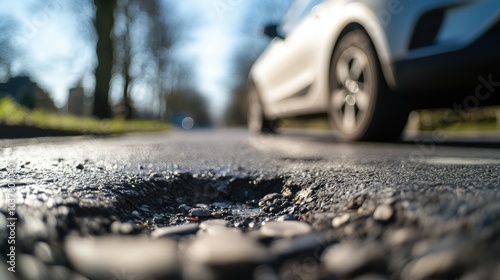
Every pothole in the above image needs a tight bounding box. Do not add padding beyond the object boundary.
[108,171,297,230]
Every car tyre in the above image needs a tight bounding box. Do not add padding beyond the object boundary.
[247,84,277,134]
[328,30,409,142]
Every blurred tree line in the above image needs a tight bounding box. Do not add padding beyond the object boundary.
[0,18,17,78]
[93,0,210,125]
[223,0,293,126]
[0,0,211,126]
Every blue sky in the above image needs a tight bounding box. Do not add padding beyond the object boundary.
[0,0,290,118]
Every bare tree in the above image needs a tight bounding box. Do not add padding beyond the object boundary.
[0,17,18,80]
[113,0,184,119]
[93,0,117,119]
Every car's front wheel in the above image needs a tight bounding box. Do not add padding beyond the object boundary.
[328,30,409,142]
[247,84,277,134]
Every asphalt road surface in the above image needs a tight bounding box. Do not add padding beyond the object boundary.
[1,129,500,280]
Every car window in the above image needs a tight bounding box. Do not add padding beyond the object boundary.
[280,0,324,36]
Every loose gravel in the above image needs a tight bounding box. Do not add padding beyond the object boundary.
[0,131,500,279]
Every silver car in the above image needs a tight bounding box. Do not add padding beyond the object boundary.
[248,0,500,141]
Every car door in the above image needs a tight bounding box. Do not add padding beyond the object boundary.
[257,0,325,115]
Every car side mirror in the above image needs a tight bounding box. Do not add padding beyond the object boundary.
[263,24,285,39]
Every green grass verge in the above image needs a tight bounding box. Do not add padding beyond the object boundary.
[0,97,170,134]
[278,117,331,130]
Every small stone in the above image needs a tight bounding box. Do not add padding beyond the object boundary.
[373,205,394,222]
[277,214,296,222]
[402,249,459,280]
[0,167,7,172]
[152,223,199,238]
[76,164,84,170]
[358,199,377,216]
[64,197,80,207]
[18,254,50,280]
[212,202,232,207]
[260,221,312,239]
[178,204,191,214]
[195,203,209,209]
[332,213,350,228]
[347,194,365,209]
[189,208,212,218]
[269,206,281,213]
[65,235,179,279]
[382,197,397,205]
[199,219,228,230]
[259,193,283,208]
[385,228,415,246]
[322,242,386,277]
[110,221,137,235]
[33,242,60,265]
[270,233,329,260]
[262,193,282,201]
[202,226,240,236]
[185,230,270,277]
[132,210,140,217]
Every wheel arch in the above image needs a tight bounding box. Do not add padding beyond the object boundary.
[327,21,396,91]
[246,75,274,119]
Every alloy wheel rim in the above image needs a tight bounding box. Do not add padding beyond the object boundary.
[331,47,372,134]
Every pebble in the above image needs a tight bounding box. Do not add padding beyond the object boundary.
[322,242,386,277]
[261,193,283,202]
[373,205,394,222]
[131,210,140,217]
[63,197,80,207]
[332,213,350,228]
[277,214,296,222]
[199,219,228,230]
[33,242,66,265]
[189,208,212,218]
[347,194,365,209]
[75,164,84,170]
[178,204,191,214]
[402,248,459,279]
[211,202,232,207]
[110,221,137,235]
[270,233,329,260]
[185,230,270,278]
[358,199,377,216]
[152,223,199,239]
[385,228,415,246]
[65,235,179,279]
[18,254,51,280]
[259,193,283,208]
[260,221,312,239]
[195,203,209,209]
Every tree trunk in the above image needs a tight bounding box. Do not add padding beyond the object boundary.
[122,60,133,119]
[121,1,133,119]
[92,0,116,119]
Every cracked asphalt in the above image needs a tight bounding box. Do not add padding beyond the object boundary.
[1,129,500,280]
